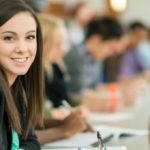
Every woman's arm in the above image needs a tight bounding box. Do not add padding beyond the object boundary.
[43,118,62,129]
[35,127,67,145]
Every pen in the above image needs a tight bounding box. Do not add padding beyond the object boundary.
[62,100,72,111]
[97,131,103,150]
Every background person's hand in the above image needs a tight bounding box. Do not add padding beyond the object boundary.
[60,110,92,138]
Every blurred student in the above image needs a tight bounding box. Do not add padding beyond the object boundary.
[136,27,150,70]
[114,22,149,103]
[103,22,149,105]
[66,1,95,47]
[95,32,136,105]
[0,0,43,149]
[38,13,89,114]
[119,21,148,79]
[65,17,123,93]
[100,21,149,82]
[38,14,70,108]
[64,17,124,111]
[35,14,91,145]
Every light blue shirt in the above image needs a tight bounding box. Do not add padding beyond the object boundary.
[137,41,150,69]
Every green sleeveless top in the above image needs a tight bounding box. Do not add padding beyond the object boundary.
[11,130,19,150]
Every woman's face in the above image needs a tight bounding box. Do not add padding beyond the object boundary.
[0,12,37,84]
[47,27,68,63]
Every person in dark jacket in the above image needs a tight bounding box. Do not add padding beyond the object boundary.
[0,0,43,149]
[38,14,71,108]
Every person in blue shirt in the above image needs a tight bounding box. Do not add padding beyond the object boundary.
[0,0,43,149]
[65,17,124,93]
[119,21,148,78]
[64,17,124,112]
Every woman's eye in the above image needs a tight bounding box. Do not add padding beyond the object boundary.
[3,36,15,41]
[26,35,36,40]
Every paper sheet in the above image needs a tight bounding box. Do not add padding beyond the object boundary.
[88,112,133,123]
[94,124,148,138]
[42,132,112,148]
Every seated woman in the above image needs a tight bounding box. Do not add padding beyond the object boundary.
[35,14,92,145]
[39,13,71,108]
[0,0,44,149]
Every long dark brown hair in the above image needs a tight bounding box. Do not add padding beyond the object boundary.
[0,0,43,138]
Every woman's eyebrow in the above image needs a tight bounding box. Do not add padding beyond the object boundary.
[1,31,16,35]
[1,30,36,34]
[26,30,36,34]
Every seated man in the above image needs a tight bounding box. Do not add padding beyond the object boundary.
[64,17,124,111]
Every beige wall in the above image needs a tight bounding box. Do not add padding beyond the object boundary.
[92,0,150,26]
[120,0,150,26]
[48,0,150,26]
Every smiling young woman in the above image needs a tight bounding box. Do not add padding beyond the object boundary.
[0,0,43,149]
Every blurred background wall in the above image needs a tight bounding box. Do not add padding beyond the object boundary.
[46,0,150,26]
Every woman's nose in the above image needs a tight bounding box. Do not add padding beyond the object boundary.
[15,40,28,53]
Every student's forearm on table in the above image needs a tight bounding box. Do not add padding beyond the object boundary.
[43,118,62,128]
[35,127,66,145]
